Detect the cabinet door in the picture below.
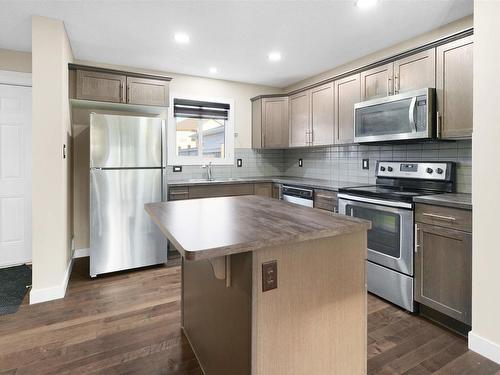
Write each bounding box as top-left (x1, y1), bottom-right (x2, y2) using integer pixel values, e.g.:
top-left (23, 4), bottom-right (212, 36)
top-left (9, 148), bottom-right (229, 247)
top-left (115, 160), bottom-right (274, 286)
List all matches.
top-left (310, 82), bottom-right (334, 146)
top-left (436, 36), bottom-right (473, 139)
top-left (126, 77), bottom-right (169, 106)
top-left (254, 183), bottom-right (272, 198)
top-left (360, 63), bottom-right (393, 100)
top-left (76, 70), bottom-right (126, 103)
top-left (313, 189), bottom-right (337, 212)
top-left (334, 74), bottom-right (360, 144)
top-left (289, 91), bottom-right (311, 147)
top-left (415, 223), bottom-right (472, 324)
top-left (262, 97), bottom-right (289, 148)
top-left (252, 99), bottom-right (263, 149)
top-left (394, 49), bottom-right (436, 94)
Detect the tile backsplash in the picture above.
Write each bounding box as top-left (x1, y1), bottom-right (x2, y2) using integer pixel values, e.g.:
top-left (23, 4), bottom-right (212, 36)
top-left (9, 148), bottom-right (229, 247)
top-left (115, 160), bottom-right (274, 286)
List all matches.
top-left (165, 148), bottom-right (285, 181)
top-left (283, 140), bottom-right (472, 193)
top-left (166, 140), bottom-right (472, 193)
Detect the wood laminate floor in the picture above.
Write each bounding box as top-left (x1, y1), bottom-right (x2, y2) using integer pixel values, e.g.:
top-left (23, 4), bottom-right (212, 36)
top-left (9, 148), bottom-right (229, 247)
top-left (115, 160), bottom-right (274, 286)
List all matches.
top-left (1, 258), bottom-right (498, 375)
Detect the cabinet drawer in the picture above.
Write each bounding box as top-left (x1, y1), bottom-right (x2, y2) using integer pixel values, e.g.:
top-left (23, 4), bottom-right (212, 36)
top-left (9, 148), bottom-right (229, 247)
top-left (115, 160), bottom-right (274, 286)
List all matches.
top-left (169, 186), bottom-right (189, 201)
top-left (189, 183), bottom-right (254, 199)
top-left (415, 203), bottom-right (471, 232)
top-left (314, 189), bottom-right (337, 212)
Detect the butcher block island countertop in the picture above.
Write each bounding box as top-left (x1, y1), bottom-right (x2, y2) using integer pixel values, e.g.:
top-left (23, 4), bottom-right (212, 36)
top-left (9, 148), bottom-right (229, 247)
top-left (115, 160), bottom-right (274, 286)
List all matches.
top-left (146, 195), bottom-right (371, 375)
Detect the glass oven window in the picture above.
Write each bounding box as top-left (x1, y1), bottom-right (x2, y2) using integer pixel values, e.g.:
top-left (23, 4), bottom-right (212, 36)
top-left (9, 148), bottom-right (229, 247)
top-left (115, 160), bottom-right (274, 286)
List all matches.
top-left (355, 98), bottom-right (414, 137)
top-left (346, 205), bottom-right (401, 258)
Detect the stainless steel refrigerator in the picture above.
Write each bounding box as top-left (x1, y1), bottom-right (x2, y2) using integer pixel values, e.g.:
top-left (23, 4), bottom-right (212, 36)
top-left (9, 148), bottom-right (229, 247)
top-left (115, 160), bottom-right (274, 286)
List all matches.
top-left (89, 113), bottom-right (167, 277)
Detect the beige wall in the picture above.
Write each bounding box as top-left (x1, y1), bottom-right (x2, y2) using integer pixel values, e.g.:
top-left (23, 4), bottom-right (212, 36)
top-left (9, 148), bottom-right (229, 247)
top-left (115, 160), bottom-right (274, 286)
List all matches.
top-left (470, 0), bottom-right (500, 363)
top-left (31, 16), bottom-right (74, 297)
top-left (0, 48), bottom-right (32, 73)
top-left (285, 15), bottom-right (473, 92)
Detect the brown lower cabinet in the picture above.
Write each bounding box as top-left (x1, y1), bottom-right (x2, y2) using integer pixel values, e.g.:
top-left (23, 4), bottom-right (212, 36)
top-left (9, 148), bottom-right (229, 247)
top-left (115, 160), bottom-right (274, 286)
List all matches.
top-left (168, 182), bottom-right (274, 201)
top-left (415, 204), bottom-right (472, 325)
top-left (313, 189), bottom-right (338, 212)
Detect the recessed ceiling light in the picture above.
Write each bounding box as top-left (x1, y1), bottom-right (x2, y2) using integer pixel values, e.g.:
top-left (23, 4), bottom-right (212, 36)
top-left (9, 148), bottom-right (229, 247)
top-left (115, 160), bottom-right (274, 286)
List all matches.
top-left (268, 52), bottom-right (282, 62)
top-left (356, 0), bottom-right (377, 9)
top-left (209, 67), bottom-right (218, 74)
top-left (174, 32), bottom-right (190, 44)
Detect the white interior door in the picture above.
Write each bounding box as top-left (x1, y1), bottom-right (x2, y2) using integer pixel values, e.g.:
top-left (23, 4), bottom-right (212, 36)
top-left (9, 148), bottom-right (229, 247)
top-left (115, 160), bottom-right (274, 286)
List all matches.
top-left (0, 83), bottom-right (32, 268)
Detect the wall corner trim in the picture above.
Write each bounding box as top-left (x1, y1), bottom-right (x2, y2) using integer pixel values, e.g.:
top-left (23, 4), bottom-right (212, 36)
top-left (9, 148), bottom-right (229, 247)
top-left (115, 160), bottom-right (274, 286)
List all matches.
top-left (469, 331), bottom-right (500, 365)
top-left (29, 259), bottom-right (74, 304)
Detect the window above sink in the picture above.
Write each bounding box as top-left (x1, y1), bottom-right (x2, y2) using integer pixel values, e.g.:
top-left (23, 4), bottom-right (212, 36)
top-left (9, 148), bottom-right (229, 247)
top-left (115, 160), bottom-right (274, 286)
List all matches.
top-left (168, 94), bottom-right (235, 165)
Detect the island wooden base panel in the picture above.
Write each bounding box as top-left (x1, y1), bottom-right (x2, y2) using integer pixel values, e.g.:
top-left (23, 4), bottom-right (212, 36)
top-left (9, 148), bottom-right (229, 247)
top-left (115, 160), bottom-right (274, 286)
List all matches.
top-left (1, 257), bottom-right (499, 375)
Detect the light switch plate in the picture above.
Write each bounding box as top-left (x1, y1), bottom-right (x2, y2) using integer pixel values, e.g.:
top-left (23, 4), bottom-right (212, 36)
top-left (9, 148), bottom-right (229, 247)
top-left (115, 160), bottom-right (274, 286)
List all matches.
top-left (362, 159), bottom-right (369, 170)
top-left (237, 159), bottom-right (243, 167)
top-left (262, 260), bottom-right (278, 292)
top-left (173, 166), bottom-right (182, 172)
top-left (298, 158), bottom-right (303, 167)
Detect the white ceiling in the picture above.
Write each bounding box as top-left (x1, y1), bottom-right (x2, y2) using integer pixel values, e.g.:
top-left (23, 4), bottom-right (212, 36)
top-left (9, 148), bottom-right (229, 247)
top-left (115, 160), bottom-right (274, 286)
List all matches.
top-left (0, 0), bottom-right (473, 88)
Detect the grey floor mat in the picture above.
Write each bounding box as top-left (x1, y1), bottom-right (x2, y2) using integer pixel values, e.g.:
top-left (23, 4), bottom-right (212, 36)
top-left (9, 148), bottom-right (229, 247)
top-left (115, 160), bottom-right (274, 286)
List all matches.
top-left (0, 265), bottom-right (31, 315)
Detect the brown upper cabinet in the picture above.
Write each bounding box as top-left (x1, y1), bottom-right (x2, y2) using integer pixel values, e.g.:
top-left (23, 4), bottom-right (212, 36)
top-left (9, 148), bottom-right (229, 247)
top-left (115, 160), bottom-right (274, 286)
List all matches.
top-left (394, 49), bottom-right (436, 94)
top-left (76, 70), bottom-right (126, 103)
top-left (70, 64), bottom-right (171, 107)
top-left (436, 36), bottom-right (473, 139)
top-left (360, 63), bottom-right (394, 100)
top-left (289, 90), bottom-right (311, 147)
top-left (334, 73), bottom-right (360, 144)
top-left (126, 77), bottom-right (169, 106)
top-left (361, 50), bottom-right (435, 101)
top-left (310, 82), bottom-right (334, 146)
top-left (289, 82), bottom-right (334, 148)
top-left (252, 96), bottom-right (289, 149)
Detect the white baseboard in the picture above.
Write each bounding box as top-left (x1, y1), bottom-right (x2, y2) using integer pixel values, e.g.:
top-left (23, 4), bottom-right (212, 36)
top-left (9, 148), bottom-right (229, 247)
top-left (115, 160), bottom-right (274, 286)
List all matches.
top-left (29, 258), bottom-right (74, 304)
top-left (469, 331), bottom-right (500, 365)
top-left (73, 247), bottom-right (90, 258)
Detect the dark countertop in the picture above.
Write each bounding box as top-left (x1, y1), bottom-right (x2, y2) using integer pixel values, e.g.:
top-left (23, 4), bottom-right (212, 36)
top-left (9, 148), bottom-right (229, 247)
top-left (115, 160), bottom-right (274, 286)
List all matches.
top-left (167, 176), bottom-right (364, 191)
top-left (146, 195), bottom-right (371, 261)
top-left (413, 193), bottom-right (472, 210)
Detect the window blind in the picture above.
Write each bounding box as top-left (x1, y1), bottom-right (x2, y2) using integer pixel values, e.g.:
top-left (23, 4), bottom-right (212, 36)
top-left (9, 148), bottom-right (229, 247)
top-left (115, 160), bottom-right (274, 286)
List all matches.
top-left (173, 98), bottom-right (230, 120)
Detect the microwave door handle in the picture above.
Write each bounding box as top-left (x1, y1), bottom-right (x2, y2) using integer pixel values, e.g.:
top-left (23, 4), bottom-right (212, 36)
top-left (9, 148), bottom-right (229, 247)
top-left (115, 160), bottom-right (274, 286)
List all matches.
top-left (409, 97), bottom-right (417, 131)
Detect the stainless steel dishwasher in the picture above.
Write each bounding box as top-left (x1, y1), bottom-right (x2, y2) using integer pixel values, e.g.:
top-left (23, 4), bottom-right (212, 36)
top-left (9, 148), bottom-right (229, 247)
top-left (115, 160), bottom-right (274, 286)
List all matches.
top-left (282, 185), bottom-right (314, 207)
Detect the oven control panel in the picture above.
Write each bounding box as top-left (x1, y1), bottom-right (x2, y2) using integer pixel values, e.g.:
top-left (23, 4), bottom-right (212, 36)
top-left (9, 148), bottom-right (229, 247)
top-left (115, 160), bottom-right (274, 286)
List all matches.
top-left (376, 161), bottom-right (451, 180)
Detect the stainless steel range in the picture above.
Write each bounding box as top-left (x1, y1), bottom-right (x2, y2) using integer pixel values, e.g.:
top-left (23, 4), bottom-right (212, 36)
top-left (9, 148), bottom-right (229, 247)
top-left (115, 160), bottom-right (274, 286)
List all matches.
top-left (338, 161), bottom-right (455, 312)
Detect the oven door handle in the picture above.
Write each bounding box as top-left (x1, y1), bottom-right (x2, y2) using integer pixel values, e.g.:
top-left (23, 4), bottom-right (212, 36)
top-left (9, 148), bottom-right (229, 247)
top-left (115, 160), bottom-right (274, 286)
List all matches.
top-left (337, 193), bottom-right (413, 210)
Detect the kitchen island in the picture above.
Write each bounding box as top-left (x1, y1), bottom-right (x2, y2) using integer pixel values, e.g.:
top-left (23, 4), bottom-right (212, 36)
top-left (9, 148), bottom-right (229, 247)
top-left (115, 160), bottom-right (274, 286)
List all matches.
top-left (146, 195), bottom-right (370, 375)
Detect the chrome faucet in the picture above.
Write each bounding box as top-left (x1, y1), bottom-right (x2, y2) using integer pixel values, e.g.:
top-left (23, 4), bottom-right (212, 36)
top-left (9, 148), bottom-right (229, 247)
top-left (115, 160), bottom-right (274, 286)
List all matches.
top-left (202, 162), bottom-right (213, 181)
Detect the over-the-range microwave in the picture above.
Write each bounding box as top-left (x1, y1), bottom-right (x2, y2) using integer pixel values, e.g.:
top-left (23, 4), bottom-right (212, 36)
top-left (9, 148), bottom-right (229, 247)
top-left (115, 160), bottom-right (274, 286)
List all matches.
top-left (354, 88), bottom-right (435, 143)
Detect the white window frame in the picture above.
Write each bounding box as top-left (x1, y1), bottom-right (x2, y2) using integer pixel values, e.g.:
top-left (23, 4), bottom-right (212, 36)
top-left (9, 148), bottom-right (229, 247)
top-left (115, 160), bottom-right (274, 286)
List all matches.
top-left (168, 93), bottom-right (235, 165)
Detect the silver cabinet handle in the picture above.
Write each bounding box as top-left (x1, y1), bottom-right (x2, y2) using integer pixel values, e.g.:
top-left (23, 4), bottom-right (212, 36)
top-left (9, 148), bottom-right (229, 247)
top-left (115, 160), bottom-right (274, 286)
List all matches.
top-left (387, 77), bottom-right (392, 95)
top-left (170, 191), bottom-right (189, 195)
top-left (310, 129), bottom-right (313, 145)
top-left (415, 224), bottom-right (420, 253)
top-left (422, 213), bottom-right (456, 221)
top-left (394, 75), bottom-right (399, 94)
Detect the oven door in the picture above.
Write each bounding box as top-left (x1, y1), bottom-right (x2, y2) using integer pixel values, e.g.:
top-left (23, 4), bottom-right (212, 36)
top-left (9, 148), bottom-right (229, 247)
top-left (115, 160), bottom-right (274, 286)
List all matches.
top-left (338, 196), bottom-right (414, 276)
